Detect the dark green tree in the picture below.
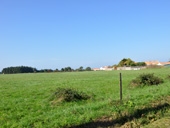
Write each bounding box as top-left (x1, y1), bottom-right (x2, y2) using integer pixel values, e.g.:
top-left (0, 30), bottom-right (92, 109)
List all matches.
top-left (61, 68), bottom-right (64, 72)
top-left (85, 67), bottom-right (91, 71)
top-left (136, 62), bottom-right (146, 66)
top-left (125, 58), bottom-right (135, 66)
top-left (78, 66), bottom-right (83, 71)
top-left (63, 67), bottom-right (72, 72)
top-left (118, 58), bottom-right (135, 67)
top-left (118, 58), bottom-right (128, 67)
top-left (55, 69), bottom-right (59, 72)
top-left (2, 66), bottom-right (36, 74)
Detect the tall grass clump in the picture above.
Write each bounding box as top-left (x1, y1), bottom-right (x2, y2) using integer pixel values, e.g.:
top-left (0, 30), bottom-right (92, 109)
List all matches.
top-left (131, 73), bottom-right (164, 87)
top-left (49, 88), bottom-right (91, 104)
top-left (167, 74), bottom-right (170, 80)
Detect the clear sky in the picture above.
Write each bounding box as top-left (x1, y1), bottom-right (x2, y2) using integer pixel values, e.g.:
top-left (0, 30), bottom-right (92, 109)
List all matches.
top-left (0, 0), bottom-right (170, 71)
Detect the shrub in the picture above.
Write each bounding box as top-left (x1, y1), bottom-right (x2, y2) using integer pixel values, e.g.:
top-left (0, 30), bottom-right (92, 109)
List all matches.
top-left (49, 88), bottom-right (90, 104)
top-left (167, 75), bottom-right (170, 80)
top-left (131, 73), bottom-right (163, 87)
top-left (146, 65), bottom-right (163, 69)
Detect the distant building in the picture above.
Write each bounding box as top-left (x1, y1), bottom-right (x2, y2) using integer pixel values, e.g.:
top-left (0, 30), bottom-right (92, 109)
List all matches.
top-left (157, 62), bottom-right (170, 67)
top-left (100, 67), bottom-right (108, 70)
top-left (117, 66), bottom-right (145, 70)
top-left (92, 60), bottom-right (170, 71)
top-left (92, 68), bottom-right (100, 71)
top-left (144, 61), bottom-right (170, 67)
top-left (92, 67), bottom-right (114, 71)
top-left (144, 61), bottom-right (159, 66)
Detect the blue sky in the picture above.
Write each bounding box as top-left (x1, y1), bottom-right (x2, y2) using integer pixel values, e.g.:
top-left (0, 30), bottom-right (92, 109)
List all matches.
top-left (0, 0), bottom-right (170, 70)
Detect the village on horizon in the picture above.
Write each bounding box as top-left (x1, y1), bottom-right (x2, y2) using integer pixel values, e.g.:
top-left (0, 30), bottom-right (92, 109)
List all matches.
top-left (92, 61), bottom-right (170, 71)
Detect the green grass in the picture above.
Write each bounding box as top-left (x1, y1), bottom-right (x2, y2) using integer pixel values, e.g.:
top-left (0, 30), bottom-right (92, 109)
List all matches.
top-left (0, 68), bottom-right (170, 127)
top-left (143, 111), bottom-right (170, 128)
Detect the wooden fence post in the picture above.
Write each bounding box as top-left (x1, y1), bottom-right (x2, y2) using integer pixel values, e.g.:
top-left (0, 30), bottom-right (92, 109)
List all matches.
top-left (120, 73), bottom-right (122, 101)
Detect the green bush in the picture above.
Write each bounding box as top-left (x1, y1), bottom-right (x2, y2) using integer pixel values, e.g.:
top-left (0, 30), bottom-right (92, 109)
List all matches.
top-left (146, 65), bottom-right (163, 69)
top-left (131, 73), bottom-right (163, 87)
top-left (49, 88), bottom-right (90, 104)
top-left (167, 74), bottom-right (170, 80)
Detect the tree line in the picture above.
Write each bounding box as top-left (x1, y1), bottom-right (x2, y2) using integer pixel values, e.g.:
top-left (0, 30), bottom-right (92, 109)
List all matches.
top-left (2, 66), bottom-right (36, 74)
top-left (1, 66), bottom-right (92, 74)
top-left (1, 58), bottom-right (147, 74)
top-left (42, 66), bottom-right (92, 72)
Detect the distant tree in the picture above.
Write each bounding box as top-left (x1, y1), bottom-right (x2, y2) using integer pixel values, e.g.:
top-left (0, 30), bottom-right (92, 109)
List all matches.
top-left (112, 64), bottom-right (118, 68)
top-left (62, 67), bottom-right (72, 72)
top-left (75, 68), bottom-right (79, 71)
top-left (131, 63), bottom-right (137, 66)
top-left (33, 68), bottom-right (37, 73)
top-left (118, 58), bottom-right (128, 67)
top-left (61, 68), bottom-right (64, 72)
top-left (43, 69), bottom-right (48, 72)
top-left (118, 58), bottom-right (135, 67)
top-left (2, 66), bottom-right (35, 74)
top-left (136, 62), bottom-right (146, 66)
top-left (55, 69), bottom-right (59, 72)
top-left (38, 69), bottom-right (43, 72)
top-left (48, 69), bottom-right (53, 72)
top-left (78, 66), bottom-right (84, 71)
top-left (66, 67), bottom-right (72, 72)
top-left (125, 58), bottom-right (135, 66)
top-left (85, 67), bottom-right (91, 71)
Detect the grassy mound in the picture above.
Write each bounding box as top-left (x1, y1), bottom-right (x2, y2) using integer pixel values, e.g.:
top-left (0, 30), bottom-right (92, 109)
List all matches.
top-left (131, 73), bottom-right (163, 87)
top-left (50, 88), bottom-right (90, 104)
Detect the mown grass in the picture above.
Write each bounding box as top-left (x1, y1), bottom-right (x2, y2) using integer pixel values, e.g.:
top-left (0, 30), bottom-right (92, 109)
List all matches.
top-left (0, 68), bottom-right (170, 127)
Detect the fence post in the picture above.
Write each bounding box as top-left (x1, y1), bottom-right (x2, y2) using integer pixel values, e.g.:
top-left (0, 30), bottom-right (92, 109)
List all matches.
top-left (120, 73), bottom-right (122, 101)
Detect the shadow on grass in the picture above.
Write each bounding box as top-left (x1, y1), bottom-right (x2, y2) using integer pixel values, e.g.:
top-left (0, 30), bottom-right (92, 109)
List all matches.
top-left (70, 103), bottom-right (170, 128)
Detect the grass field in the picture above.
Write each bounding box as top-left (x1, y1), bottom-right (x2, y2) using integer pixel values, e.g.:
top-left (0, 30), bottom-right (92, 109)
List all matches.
top-left (0, 68), bottom-right (170, 128)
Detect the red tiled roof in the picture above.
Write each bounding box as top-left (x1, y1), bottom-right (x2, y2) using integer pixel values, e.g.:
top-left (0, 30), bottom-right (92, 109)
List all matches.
top-left (159, 62), bottom-right (170, 65)
top-left (145, 61), bottom-right (159, 65)
top-left (92, 68), bottom-right (100, 70)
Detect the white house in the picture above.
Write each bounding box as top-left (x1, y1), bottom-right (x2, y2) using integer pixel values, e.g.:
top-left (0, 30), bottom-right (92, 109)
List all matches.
top-left (100, 67), bottom-right (108, 70)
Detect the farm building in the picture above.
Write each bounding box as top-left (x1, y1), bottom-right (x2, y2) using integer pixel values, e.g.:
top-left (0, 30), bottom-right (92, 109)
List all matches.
top-left (157, 62), bottom-right (170, 66)
top-left (117, 66), bottom-right (145, 70)
top-left (92, 67), bottom-right (114, 71)
top-left (92, 68), bottom-right (100, 71)
top-left (145, 61), bottom-right (170, 67)
top-left (144, 61), bottom-right (159, 66)
top-left (100, 67), bottom-right (109, 70)
top-left (92, 61), bottom-right (170, 71)
top-left (100, 67), bottom-right (114, 71)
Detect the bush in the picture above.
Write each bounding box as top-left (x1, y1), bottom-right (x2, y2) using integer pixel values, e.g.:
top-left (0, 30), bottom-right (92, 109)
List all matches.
top-left (49, 88), bottom-right (90, 104)
top-left (146, 65), bottom-right (163, 69)
top-left (136, 62), bottom-right (146, 66)
top-left (167, 75), bottom-right (170, 80)
top-left (131, 73), bottom-right (163, 87)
